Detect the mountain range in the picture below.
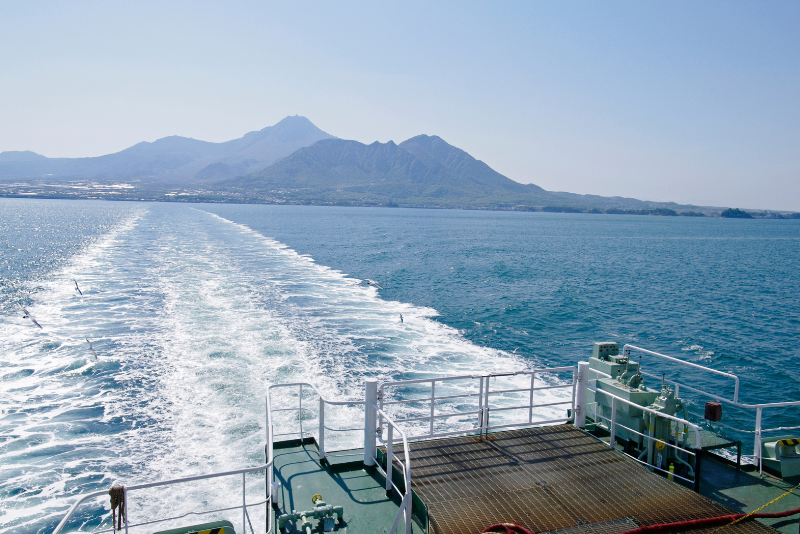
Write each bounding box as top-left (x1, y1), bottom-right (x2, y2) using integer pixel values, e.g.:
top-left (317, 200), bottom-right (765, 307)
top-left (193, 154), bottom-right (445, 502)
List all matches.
top-left (0, 116), bottom-right (333, 184)
top-left (218, 134), bottom-right (557, 207)
top-left (0, 116), bottom-right (755, 214)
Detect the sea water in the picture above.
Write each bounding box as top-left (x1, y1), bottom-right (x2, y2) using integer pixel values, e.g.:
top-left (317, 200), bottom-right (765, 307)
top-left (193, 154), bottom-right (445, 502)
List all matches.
top-left (1, 199), bottom-right (799, 533)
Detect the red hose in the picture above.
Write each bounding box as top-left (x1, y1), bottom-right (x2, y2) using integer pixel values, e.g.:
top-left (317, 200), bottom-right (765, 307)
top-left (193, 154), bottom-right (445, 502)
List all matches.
top-left (482, 523), bottom-right (534, 534)
top-left (617, 506), bottom-right (800, 534)
top-left (482, 506), bottom-right (800, 534)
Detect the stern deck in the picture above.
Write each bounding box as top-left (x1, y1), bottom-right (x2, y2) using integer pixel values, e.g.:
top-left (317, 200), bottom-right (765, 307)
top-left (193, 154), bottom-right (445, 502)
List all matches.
top-left (270, 439), bottom-right (424, 534)
top-left (401, 425), bottom-right (782, 534)
top-left (272, 426), bottom-right (790, 534)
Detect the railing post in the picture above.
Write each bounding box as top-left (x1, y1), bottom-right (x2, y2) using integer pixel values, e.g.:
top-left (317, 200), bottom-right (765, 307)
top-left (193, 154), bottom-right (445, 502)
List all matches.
top-left (570, 367), bottom-right (578, 425)
top-left (430, 382), bottom-right (436, 437)
top-left (386, 424), bottom-right (394, 493)
top-left (124, 487), bottom-right (129, 534)
top-left (755, 407), bottom-right (763, 476)
top-left (575, 362), bottom-right (589, 429)
top-left (483, 376), bottom-right (491, 433)
top-left (299, 384), bottom-right (303, 440)
top-left (266, 396), bottom-right (271, 462)
top-left (364, 379), bottom-right (378, 466)
top-left (405, 494), bottom-right (412, 534)
top-left (529, 372), bottom-right (535, 424)
top-left (319, 397), bottom-right (326, 461)
top-left (478, 376), bottom-right (485, 434)
top-left (242, 472), bottom-right (246, 534)
top-left (405, 454), bottom-right (413, 534)
top-left (609, 397), bottom-right (617, 449)
top-left (694, 448), bottom-right (702, 493)
top-left (378, 386), bottom-right (385, 436)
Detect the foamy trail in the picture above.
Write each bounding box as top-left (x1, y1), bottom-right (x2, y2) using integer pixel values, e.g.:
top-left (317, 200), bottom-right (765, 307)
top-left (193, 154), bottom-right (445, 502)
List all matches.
top-left (0, 205), bottom-right (568, 533)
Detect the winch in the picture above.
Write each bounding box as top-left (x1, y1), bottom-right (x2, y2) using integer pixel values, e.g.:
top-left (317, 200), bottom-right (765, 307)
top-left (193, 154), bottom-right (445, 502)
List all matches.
top-left (587, 342), bottom-right (691, 473)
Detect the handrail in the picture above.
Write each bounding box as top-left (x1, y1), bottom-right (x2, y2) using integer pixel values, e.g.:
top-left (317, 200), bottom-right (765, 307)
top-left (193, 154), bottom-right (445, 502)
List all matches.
top-left (591, 408), bottom-right (697, 485)
top-left (266, 383), bottom-right (414, 534)
top-left (638, 370), bottom-right (800, 412)
top-left (90, 501), bottom-right (267, 534)
top-left (588, 368), bottom-right (612, 379)
top-left (588, 383), bottom-right (703, 449)
top-left (623, 344), bottom-right (740, 402)
top-left (378, 367), bottom-right (578, 442)
top-left (380, 373), bottom-right (484, 389)
top-left (52, 463), bottom-right (271, 534)
top-left (267, 381), bottom-right (365, 406)
top-left (618, 348), bottom-right (800, 475)
top-left (374, 405), bottom-right (413, 534)
top-left (266, 382), bottom-right (366, 463)
top-left (267, 372), bottom-right (576, 534)
top-left (587, 381), bottom-right (703, 490)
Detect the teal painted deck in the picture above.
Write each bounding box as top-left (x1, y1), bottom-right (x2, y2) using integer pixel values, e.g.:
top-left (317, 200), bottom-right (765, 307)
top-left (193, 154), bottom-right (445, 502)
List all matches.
top-left (270, 440), bottom-right (424, 533)
top-left (270, 428), bottom-right (798, 534)
top-left (701, 455), bottom-right (800, 534)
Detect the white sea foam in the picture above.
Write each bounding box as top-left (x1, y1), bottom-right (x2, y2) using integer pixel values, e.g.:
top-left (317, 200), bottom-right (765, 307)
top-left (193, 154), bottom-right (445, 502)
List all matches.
top-left (0, 206), bottom-right (570, 533)
top-left (0, 208), bottom-right (149, 532)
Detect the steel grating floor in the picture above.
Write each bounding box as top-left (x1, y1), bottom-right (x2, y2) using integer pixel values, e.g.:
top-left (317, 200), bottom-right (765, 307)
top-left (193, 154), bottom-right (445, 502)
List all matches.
top-left (397, 425), bottom-right (780, 534)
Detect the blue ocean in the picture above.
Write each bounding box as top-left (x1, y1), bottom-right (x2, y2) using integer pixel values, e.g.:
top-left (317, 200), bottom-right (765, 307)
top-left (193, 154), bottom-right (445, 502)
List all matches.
top-left (2, 198), bottom-right (799, 533)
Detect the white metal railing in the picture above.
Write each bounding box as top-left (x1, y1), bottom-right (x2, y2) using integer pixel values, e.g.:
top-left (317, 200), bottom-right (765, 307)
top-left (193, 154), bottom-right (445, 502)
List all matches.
top-left (266, 370), bottom-right (577, 534)
top-left (585, 371), bottom-right (703, 489)
top-left (687, 397), bottom-right (800, 474)
top-left (374, 405), bottom-right (413, 534)
top-left (377, 367), bottom-right (577, 441)
top-left (265, 369), bottom-right (577, 467)
top-left (266, 381), bottom-right (413, 534)
top-left (265, 383), bottom-right (367, 534)
top-left (591, 347), bottom-right (800, 477)
top-left (266, 382), bottom-right (365, 463)
top-left (623, 344), bottom-right (741, 403)
top-left (52, 463), bottom-right (271, 534)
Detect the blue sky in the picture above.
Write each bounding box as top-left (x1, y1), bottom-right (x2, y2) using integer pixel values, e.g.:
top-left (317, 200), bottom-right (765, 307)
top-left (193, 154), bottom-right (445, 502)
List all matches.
top-left (1, 1), bottom-right (798, 210)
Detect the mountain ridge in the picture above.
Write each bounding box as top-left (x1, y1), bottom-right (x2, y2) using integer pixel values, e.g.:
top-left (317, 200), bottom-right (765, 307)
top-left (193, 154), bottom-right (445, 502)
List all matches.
top-left (0, 116), bottom-right (333, 183)
top-left (218, 134), bottom-right (668, 210)
top-left (0, 117), bottom-right (771, 214)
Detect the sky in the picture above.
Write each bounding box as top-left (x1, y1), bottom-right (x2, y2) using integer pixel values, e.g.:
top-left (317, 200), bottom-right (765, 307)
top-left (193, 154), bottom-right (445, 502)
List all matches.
top-left (0, 1), bottom-right (798, 210)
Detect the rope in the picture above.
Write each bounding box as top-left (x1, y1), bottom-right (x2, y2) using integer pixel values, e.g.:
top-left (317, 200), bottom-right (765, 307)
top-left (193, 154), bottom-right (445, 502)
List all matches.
top-left (616, 480), bottom-right (800, 534)
top-left (109, 486), bottom-right (126, 532)
top-left (707, 480), bottom-right (800, 533)
top-left (720, 403), bottom-right (750, 433)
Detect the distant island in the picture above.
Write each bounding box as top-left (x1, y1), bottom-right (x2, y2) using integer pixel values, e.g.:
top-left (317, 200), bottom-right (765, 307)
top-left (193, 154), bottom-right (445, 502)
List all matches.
top-left (720, 208), bottom-right (754, 219)
top-left (1, 116), bottom-right (797, 219)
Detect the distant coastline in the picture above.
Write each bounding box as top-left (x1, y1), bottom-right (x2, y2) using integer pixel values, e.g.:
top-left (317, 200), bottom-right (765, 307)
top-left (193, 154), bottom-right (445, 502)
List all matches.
top-left (1, 189), bottom-right (798, 219)
top-left (2, 116), bottom-right (797, 218)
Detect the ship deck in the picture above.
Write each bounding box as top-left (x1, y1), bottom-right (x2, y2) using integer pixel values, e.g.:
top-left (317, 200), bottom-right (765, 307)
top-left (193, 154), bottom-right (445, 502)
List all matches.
top-left (272, 425), bottom-right (794, 534)
top-left (401, 425), bottom-right (787, 534)
top-left (270, 438), bottom-right (426, 534)
top-left (699, 454), bottom-right (800, 533)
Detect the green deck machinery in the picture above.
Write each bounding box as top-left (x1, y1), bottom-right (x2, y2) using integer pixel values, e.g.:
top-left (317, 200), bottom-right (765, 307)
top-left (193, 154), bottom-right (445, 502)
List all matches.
top-left (588, 342), bottom-right (692, 474)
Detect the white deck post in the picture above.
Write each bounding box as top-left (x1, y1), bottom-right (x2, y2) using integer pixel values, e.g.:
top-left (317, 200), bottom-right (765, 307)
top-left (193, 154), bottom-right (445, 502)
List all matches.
top-left (609, 397), bottom-right (617, 449)
top-left (386, 424), bottom-right (394, 492)
top-left (575, 362), bottom-right (589, 429)
top-left (754, 407), bottom-right (763, 475)
top-left (364, 379), bottom-right (378, 466)
top-left (318, 397), bottom-right (326, 461)
top-left (124, 487), bottom-right (129, 534)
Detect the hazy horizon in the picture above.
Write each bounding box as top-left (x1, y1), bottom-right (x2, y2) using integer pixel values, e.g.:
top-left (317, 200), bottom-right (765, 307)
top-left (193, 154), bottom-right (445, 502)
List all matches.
top-left (1, 1), bottom-right (798, 211)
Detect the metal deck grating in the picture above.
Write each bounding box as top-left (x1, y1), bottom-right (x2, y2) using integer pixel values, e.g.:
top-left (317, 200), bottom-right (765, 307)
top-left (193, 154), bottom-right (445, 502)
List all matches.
top-left (394, 425), bottom-right (779, 534)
